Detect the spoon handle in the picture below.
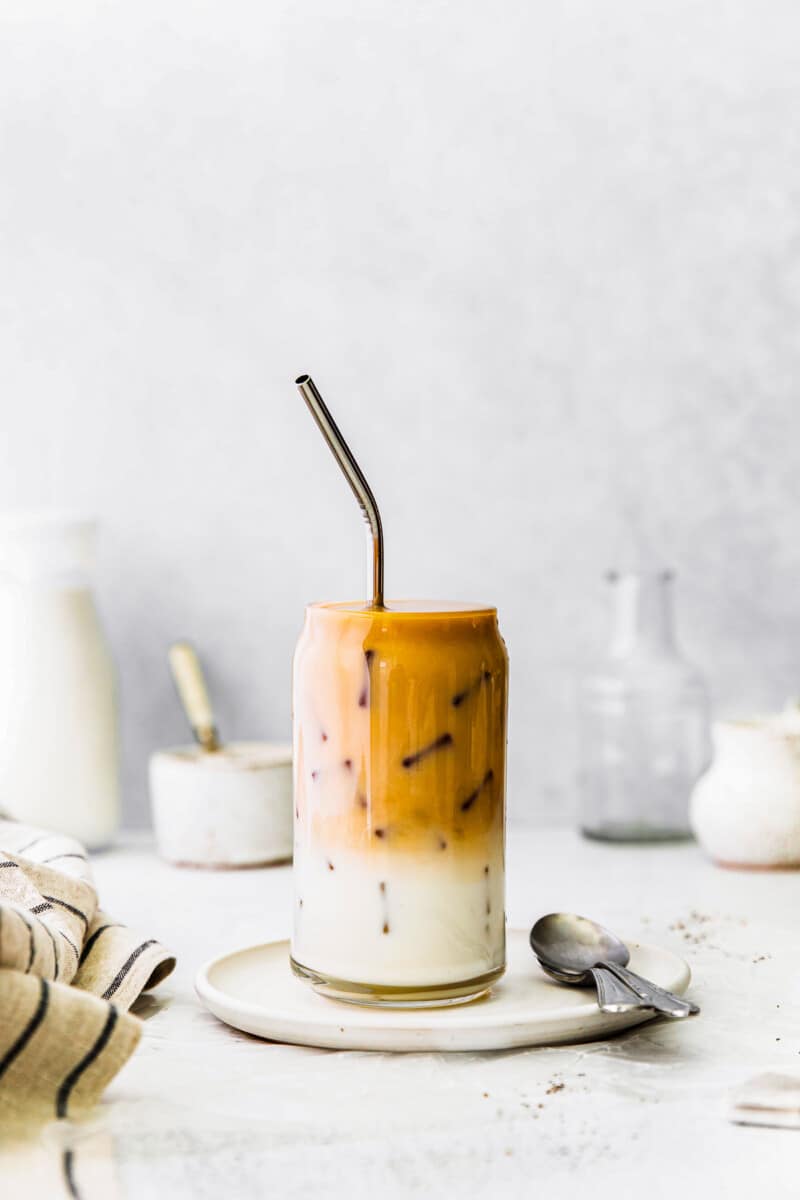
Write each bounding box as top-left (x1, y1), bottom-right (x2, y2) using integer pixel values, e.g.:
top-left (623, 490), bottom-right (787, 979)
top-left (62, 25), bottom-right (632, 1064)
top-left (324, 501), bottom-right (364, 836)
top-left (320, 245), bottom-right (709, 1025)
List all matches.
top-left (168, 641), bottom-right (220, 752)
top-left (590, 967), bottom-right (650, 1014)
top-left (612, 964), bottom-right (699, 1015)
top-left (602, 962), bottom-right (699, 1018)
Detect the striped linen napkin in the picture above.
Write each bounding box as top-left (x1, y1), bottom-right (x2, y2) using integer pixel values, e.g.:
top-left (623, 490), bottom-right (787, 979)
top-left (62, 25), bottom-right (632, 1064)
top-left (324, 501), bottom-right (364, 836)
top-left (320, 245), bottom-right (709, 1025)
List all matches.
top-left (0, 818), bottom-right (175, 1127)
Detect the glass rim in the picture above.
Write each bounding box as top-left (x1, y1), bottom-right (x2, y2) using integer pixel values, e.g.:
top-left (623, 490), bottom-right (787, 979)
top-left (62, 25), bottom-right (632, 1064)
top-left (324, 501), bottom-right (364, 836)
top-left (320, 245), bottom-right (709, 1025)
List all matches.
top-left (305, 599), bottom-right (498, 619)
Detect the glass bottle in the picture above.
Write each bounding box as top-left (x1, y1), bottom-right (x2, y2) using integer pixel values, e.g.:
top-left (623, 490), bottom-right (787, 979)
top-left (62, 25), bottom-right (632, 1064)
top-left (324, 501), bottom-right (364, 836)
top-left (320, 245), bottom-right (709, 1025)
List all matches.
top-left (578, 570), bottom-right (710, 841)
top-left (0, 513), bottom-right (121, 847)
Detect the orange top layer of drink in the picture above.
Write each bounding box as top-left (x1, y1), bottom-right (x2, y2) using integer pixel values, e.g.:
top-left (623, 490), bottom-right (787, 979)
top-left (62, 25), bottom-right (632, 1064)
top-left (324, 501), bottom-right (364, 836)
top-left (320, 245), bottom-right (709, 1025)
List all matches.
top-left (293, 601), bottom-right (508, 857)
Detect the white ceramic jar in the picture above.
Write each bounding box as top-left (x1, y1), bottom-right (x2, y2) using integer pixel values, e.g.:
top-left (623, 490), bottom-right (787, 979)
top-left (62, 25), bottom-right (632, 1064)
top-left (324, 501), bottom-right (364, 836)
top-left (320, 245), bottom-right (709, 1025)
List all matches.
top-left (0, 513), bottom-right (120, 848)
top-left (690, 711), bottom-right (800, 868)
top-left (150, 742), bottom-right (293, 868)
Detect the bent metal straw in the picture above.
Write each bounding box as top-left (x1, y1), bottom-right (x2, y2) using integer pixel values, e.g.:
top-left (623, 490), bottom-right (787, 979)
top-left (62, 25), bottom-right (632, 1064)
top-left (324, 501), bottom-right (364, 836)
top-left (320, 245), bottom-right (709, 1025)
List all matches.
top-left (295, 374), bottom-right (385, 609)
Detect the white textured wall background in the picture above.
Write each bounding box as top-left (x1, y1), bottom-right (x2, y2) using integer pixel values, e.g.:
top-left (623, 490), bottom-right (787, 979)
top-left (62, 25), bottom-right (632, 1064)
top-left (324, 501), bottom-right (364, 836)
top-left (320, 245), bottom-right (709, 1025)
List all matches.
top-left (1, 1), bottom-right (799, 826)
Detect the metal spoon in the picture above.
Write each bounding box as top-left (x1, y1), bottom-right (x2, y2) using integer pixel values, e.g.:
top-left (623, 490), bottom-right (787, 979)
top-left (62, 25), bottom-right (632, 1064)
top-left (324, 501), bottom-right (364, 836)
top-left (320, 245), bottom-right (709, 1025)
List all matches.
top-left (532, 914), bottom-right (698, 1018)
top-left (530, 913), bottom-right (699, 1019)
top-left (535, 956), bottom-right (653, 1014)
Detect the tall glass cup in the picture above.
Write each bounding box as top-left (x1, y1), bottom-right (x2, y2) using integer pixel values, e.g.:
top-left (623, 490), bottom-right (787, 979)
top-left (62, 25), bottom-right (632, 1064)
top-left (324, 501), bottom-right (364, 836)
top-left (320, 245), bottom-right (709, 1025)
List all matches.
top-left (291, 600), bottom-right (508, 1006)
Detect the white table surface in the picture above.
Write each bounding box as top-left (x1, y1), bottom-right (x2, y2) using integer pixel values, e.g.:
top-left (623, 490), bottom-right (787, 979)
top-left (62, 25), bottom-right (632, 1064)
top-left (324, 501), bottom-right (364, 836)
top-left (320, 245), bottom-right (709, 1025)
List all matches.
top-left (62, 830), bottom-right (800, 1197)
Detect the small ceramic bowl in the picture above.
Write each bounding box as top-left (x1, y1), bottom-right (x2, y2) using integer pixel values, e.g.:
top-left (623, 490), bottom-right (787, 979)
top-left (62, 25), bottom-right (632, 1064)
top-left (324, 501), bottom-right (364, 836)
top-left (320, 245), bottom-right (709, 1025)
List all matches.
top-left (150, 741), bottom-right (293, 868)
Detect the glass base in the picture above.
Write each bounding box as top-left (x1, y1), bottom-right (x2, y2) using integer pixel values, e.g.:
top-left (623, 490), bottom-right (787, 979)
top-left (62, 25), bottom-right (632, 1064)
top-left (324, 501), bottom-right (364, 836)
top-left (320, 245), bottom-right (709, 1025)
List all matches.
top-left (581, 824), bottom-right (693, 844)
top-left (290, 955), bottom-right (505, 1008)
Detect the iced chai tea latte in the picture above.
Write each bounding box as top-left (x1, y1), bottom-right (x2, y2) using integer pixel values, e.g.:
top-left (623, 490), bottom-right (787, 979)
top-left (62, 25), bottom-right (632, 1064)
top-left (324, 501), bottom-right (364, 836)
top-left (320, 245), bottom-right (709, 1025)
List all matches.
top-left (291, 599), bottom-right (508, 1005)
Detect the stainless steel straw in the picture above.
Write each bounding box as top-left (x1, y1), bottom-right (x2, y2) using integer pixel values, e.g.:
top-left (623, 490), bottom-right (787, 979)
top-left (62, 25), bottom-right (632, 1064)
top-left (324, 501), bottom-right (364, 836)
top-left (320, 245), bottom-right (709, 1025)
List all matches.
top-left (295, 374), bottom-right (385, 609)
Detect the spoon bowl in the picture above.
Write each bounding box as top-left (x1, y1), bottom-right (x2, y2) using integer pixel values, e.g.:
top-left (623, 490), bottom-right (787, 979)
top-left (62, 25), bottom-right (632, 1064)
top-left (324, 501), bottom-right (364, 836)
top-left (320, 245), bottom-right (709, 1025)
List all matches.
top-left (535, 958), bottom-right (591, 985)
top-left (530, 912), bottom-right (630, 975)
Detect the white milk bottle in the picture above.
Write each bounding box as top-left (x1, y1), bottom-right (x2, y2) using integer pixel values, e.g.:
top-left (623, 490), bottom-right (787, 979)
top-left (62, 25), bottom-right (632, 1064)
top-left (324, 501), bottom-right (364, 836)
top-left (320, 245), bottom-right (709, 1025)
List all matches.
top-left (0, 514), bottom-right (121, 847)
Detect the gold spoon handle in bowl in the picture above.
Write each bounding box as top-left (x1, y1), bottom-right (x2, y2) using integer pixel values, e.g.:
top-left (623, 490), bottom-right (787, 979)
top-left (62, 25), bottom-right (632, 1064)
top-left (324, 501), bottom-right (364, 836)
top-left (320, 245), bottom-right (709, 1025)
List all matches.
top-left (168, 641), bottom-right (221, 752)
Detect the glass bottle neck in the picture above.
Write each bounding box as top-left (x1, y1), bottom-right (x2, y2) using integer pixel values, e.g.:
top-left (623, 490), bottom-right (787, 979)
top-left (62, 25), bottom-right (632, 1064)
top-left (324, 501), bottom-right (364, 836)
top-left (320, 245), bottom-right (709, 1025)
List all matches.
top-left (0, 514), bottom-right (96, 586)
top-left (609, 572), bottom-right (677, 658)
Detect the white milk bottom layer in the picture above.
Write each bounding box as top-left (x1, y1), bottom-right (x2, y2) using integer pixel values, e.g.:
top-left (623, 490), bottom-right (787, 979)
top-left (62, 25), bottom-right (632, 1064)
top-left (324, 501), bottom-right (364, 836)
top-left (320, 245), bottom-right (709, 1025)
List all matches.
top-left (292, 848), bottom-right (505, 986)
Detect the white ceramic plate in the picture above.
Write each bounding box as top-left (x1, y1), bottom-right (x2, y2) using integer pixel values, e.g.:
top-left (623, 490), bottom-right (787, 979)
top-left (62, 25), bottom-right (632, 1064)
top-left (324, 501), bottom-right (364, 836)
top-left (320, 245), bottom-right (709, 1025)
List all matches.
top-left (195, 930), bottom-right (692, 1052)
